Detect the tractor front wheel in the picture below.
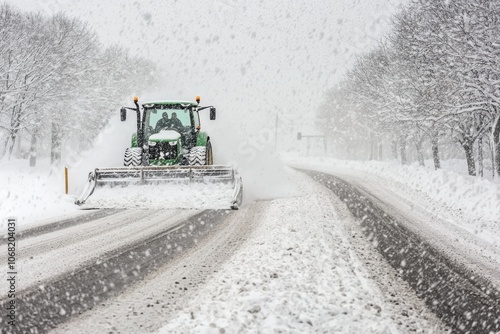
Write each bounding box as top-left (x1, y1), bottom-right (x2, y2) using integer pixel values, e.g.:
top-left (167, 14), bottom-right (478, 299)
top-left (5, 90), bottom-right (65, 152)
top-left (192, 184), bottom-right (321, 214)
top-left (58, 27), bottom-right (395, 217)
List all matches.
top-left (124, 147), bottom-right (142, 166)
top-left (188, 141), bottom-right (213, 166)
top-left (188, 146), bottom-right (207, 165)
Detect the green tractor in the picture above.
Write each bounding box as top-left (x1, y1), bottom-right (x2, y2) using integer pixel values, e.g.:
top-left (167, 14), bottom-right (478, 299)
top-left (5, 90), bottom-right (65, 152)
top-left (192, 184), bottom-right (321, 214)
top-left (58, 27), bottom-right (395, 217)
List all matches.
top-left (75, 96), bottom-right (242, 209)
top-left (121, 96), bottom-right (215, 167)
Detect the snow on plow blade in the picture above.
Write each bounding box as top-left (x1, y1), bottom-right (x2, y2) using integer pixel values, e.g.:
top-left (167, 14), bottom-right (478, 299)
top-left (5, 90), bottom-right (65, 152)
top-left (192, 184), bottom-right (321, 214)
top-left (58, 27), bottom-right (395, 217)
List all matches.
top-left (75, 165), bottom-right (243, 210)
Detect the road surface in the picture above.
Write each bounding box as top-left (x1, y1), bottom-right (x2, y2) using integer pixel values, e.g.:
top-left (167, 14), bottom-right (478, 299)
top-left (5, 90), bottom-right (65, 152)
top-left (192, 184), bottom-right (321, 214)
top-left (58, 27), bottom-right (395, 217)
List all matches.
top-left (3, 167), bottom-right (498, 333)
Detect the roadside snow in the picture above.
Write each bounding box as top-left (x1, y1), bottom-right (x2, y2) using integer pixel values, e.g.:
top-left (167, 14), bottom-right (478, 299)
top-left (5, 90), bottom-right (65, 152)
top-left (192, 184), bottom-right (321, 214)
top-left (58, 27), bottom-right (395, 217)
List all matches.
top-left (0, 159), bottom-right (78, 230)
top-left (287, 158), bottom-right (500, 225)
top-left (157, 169), bottom-right (445, 333)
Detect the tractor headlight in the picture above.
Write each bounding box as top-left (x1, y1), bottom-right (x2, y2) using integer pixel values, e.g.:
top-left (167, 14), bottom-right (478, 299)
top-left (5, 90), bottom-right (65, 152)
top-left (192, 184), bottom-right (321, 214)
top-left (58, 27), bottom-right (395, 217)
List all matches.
top-left (168, 141), bottom-right (177, 146)
top-left (148, 141), bottom-right (157, 146)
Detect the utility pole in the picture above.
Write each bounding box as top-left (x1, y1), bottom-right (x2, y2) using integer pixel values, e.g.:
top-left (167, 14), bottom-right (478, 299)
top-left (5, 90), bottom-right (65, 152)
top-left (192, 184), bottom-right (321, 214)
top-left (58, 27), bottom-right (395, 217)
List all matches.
top-left (275, 113), bottom-right (278, 153)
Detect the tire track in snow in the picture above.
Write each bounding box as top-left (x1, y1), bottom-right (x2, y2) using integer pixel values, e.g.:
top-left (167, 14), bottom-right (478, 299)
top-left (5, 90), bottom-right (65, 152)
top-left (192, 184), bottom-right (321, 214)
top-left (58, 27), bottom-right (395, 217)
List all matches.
top-left (0, 209), bottom-right (189, 298)
top-left (0, 209), bottom-right (124, 245)
top-left (0, 209), bottom-right (231, 334)
top-left (52, 204), bottom-right (261, 334)
top-left (301, 169), bottom-right (500, 334)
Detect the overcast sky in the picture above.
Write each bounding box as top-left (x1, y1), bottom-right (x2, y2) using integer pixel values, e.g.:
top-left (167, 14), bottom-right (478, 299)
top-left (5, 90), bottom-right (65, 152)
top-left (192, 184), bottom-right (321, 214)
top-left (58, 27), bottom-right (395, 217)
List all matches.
top-left (6, 0), bottom-right (407, 152)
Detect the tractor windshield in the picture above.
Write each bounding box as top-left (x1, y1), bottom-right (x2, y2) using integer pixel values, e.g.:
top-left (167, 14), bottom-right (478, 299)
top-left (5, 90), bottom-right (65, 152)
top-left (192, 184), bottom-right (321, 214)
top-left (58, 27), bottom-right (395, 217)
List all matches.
top-left (146, 107), bottom-right (191, 134)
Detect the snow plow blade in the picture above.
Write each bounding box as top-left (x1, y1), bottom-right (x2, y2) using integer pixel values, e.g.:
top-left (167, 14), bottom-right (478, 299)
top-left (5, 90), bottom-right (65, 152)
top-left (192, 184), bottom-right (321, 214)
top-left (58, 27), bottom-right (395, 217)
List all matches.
top-left (75, 165), bottom-right (243, 210)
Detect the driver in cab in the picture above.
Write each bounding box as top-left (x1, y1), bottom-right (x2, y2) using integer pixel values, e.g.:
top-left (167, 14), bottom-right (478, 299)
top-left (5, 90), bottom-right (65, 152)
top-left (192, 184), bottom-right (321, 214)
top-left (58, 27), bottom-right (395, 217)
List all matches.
top-left (155, 112), bottom-right (169, 133)
top-left (169, 112), bottom-right (184, 131)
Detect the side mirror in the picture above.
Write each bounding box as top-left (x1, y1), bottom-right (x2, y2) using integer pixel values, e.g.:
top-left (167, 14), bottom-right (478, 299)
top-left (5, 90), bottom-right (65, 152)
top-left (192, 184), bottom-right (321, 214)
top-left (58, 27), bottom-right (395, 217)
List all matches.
top-left (210, 107), bottom-right (216, 120)
top-left (120, 107), bottom-right (127, 121)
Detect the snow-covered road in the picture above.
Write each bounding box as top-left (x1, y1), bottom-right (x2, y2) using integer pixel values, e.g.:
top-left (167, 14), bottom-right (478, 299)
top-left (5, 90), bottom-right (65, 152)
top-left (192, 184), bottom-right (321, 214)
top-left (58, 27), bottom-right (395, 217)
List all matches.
top-left (302, 168), bottom-right (500, 334)
top-left (334, 171), bottom-right (500, 288)
top-left (291, 162), bottom-right (500, 296)
top-left (152, 169), bottom-right (448, 334)
top-left (7, 165), bottom-right (500, 333)
top-left (0, 209), bottom-right (199, 299)
top-left (12, 168), bottom-right (446, 333)
top-left (0, 208), bottom-right (234, 333)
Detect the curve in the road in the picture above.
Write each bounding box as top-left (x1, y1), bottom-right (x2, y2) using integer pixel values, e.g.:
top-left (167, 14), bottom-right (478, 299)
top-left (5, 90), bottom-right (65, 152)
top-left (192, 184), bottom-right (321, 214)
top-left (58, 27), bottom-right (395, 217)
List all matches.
top-left (301, 169), bottom-right (500, 334)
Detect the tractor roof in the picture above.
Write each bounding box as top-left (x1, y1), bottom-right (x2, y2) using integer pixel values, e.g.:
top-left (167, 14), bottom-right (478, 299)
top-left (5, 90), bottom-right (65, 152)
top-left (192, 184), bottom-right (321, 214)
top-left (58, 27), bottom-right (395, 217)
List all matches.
top-left (142, 101), bottom-right (198, 107)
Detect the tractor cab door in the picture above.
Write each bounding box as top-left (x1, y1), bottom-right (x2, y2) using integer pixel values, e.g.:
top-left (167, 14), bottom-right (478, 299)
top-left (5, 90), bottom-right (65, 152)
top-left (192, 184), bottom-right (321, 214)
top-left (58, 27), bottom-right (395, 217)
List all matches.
top-left (193, 110), bottom-right (200, 129)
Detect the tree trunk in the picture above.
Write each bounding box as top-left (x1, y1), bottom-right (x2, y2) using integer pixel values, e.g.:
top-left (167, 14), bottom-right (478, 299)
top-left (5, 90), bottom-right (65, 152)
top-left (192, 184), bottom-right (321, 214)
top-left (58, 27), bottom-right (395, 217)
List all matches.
top-left (431, 130), bottom-right (441, 170)
top-left (493, 114), bottom-right (500, 178)
top-left (378, 143), bottom-right (383, 161)
top-left (369, 133), bottom-right (374, 160)
top-left (51, 122), bottom-right (62, 166)
top-left (374, 137), bottom-right (379, 160)
top-left (415, 141), bottom-right (425, 167)
top-left (0, 136), bottom-right (8, 160)
top-left (461, 140), bottom-right (476, 176)
top-left (477, 136), bottom-right (483, 177)
top-left (391, 138), bottom-right (398, 160)
top-left (489, 137), bottom-right (495, 178)
top-left (7, 130), bottom-right (17, 160)
top-left (16, 132), bottom-right (22, 158)
top-left (7, 105), bottom-right (21, 160)
top-left (400, 135), bottom-right (407, 165)
top-left (29, 130), bottom-right (37, 167)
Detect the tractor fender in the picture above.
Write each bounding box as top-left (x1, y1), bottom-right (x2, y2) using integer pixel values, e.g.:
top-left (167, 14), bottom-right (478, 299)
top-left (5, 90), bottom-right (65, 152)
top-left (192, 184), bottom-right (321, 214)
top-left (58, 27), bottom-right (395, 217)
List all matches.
top-left (131, 133), bottom-right (138, 147)
top-left (196, 132), bottom-right (209, 146)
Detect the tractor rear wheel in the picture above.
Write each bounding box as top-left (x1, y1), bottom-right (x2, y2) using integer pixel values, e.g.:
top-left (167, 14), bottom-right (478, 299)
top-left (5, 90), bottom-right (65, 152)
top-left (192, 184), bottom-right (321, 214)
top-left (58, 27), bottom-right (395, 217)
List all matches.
top-left (124, 147), bottom-right (142, 166)
top-left (206, 141), bottom-right (213, 165)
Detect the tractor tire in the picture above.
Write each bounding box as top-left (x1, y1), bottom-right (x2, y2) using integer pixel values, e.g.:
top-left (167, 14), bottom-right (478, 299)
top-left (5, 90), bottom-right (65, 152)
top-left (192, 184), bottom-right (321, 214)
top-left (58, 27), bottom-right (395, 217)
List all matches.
top-left (206, 141), bottom-right (213, 165)
top-left (188, 146), bottom-right (207, 165)
top-left (124, 147), bottom-right (142, 166)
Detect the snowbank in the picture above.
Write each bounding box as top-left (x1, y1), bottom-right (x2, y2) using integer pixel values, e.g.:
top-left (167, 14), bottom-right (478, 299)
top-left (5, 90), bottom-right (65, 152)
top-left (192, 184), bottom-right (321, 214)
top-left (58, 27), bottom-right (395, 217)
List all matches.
top-left (0, 159), bottom-right (79, 230)
top-left (285, 157), bottom-right (500, 226)
top-left (288, 158), bottom-right (500, 242)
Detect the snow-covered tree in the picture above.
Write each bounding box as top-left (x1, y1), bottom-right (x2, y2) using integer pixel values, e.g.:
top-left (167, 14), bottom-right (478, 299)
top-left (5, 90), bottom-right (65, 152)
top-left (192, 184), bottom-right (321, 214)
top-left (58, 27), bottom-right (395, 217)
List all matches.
top-left (0, 4), bottom-right (160, 166)
top-left (317, 0), bottom-right (500, 177)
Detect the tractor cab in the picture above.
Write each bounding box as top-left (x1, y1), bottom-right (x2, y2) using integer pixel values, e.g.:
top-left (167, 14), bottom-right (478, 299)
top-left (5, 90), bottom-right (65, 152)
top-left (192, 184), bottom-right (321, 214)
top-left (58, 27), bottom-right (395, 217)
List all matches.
top-left (143, 102), bottom-right (200, 150)
top-left (120, 98), bottom-right (216, 166)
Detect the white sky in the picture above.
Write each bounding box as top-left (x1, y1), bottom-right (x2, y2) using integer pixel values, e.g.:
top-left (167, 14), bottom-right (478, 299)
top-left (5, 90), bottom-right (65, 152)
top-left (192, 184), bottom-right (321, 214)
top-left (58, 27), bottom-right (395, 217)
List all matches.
top-left (7, 0), bottom-right (407, 152)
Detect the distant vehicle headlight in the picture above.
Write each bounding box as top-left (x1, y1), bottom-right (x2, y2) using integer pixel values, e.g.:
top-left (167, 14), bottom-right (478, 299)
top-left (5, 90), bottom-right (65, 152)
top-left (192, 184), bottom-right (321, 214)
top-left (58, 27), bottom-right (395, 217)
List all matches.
top-left (148, 141), bottom-right (157, 146)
